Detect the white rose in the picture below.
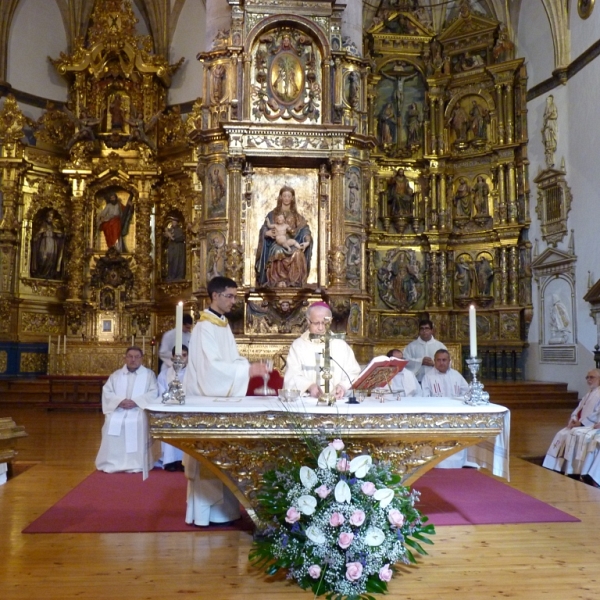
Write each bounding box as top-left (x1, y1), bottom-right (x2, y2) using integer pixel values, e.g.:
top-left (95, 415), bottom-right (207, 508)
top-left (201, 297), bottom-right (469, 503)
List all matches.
top-left (318, 446), bottom-right (338, 469)
top-left (349, 455), bottom-right (373, 479)
top-left (300, 466), bottom-right (318, 489)
top-left (364, 526), bottom-right (386, 546)
top-left (296, 494), bottom-right (317, 515)
top-left (373, 487), bottom-right (395, 508)
top-left (334, 480), bottom-right (352, 503)
top-left (306, 525), bottom-right (326, 544)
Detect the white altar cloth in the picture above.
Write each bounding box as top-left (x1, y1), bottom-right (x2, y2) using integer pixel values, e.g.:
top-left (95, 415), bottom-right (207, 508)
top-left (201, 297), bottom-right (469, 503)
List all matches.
top-left (148, 395), bottom-right (510, 480)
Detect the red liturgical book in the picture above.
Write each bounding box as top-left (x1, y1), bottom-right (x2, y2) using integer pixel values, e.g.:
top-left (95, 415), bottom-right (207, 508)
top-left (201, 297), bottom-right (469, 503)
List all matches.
top-left (351, 356), bottom-right (408, 391)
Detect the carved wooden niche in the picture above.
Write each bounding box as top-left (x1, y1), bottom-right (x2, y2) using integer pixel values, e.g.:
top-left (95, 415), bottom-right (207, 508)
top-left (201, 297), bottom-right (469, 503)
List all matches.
top-left (533, 165), bottom-right (572, 248)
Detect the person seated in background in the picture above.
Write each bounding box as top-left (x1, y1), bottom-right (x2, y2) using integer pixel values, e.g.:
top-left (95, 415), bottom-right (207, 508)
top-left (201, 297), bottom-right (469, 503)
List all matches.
top-left (543, 369), bottom-right (600, 485)
top-left (402, 319), bottom-right (447, 383)
top-left (95, 346), bottom-right (159, 474)
top-left (386, 349), bottom-right (421, 396)
top-left (284, 302), bottom-right (361, 400)
top-left (156, 345), bottom-right (188, 471)
top-left (421, 349), bottom-right (469, 398)
top-left (159, 314), bottom-right (193, 374)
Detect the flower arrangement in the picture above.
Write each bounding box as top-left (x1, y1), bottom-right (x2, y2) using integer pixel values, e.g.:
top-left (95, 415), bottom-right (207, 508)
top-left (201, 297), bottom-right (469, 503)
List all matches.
top-left (249, 439), bottom-right (435, 599)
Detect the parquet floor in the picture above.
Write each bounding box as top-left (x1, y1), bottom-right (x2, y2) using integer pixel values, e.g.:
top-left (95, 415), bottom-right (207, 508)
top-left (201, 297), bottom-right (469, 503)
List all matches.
top-left (1, 406), bottom-right (599, 600)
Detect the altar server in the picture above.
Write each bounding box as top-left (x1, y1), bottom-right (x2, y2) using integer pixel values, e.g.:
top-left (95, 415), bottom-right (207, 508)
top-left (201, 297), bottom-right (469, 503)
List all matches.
top-left (421, 349), bottom-right (469, 398)
top-left (284, 302), bottom-right (361, 400)
top-left (156, 345), bottom-right (188, 471)
top-left (402, 319), bottom-right (447, 382)
top-left (543, 369), bottom-right (600, 479)
top-left (95, 346), bottom-right (159, 475)
top-left (183, 276), bottom-right (267, 526)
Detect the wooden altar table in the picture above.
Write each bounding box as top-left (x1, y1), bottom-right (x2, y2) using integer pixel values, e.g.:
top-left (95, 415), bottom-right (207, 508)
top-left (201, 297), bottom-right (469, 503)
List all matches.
top-left (147, 395), bottom-right (509, 525)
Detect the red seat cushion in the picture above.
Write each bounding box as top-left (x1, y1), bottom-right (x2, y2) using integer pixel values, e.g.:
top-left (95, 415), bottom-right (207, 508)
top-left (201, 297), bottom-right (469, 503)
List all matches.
top-left (246, 369), bottom-right (284, 396)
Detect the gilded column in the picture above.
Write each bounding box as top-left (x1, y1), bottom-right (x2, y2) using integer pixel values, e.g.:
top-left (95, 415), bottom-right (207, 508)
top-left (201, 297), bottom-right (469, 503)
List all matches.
top-left (509, 245), bottom-right (518, 305)
top-left (496, 84), bottom-right (504, 145)
top-left (437, 99), bottom-right (445, 155)
top-left (429, 97), bottom-right (437, 154)
top-left (439, 172), bottom-right (447, 230)
top-left (506, 83), bottom-right (514, 145)
top-left (439, 251), bottom-right (448, 308)
top-left (318, 164), bottom-right (330, 288)
top-left (507, 163), bottom-right (517, 223)
top-left (500, 246), bottom-right (508, 306)
top-left (429, 251), bottom-right (439, 308)
top-left (430, 173), bottom-right (437, 229)
top-left (328, 158), bottom-right (346, 286)
top-left (497, 164), bottom-right (506, 224)
top-left (66, 179), bottom-right (87, 301)
top-left (135, 179), bottom-right (155, 303)
top-left (227, 156), bottom-right (244, 245)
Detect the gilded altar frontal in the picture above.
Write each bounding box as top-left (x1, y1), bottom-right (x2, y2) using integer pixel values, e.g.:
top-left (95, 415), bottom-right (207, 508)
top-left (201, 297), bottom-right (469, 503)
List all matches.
top-left (0, 0), bottom-right (531, 380)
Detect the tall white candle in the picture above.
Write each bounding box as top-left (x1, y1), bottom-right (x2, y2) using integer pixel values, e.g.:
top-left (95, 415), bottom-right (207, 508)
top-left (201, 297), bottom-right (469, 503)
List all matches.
top-left (175, 302), bottom-right (183, 355)
top-left (469, 305), bottom-right (477, 358)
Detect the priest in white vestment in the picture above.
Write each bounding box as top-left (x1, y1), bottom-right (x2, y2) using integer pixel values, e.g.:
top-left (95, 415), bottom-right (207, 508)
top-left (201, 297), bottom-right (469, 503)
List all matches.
top-left (284, 302), bottom-right (361, 400)
top-left (402, 319), bottom-right (447, 382)
top-left (543, 369), bottom-right (600, 478)
top-left (95, 347), bottom-right (159, 475)
top-left (183, 276), bottom-right (268, 526)
top-left (158, 314), bottom-right (193, 374)
top-left (422, 349), bottom-right (471, 469)
top-left (386, 349), bottom-right (421, 397)
top-left (156, 345), bottom-right (188, 470)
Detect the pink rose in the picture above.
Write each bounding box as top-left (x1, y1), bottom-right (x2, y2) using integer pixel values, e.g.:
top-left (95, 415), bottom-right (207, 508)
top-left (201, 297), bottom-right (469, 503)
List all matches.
top-left (308, 565), bottom-right (321, 579)
top-left (315, 484), bottom-right (331, 499)
top-left (330, 439), bottom-right (345, 451)
top-left (361, 481), bottom-right (376, 496)
top-left (336, 458), bottom-right (350, 472)
top-left (285, 507), bottom-right (301, 524)
top-left (349, 509), bottom-right (366, 527)
top-left (338, 531), bottom-right (354, 549)
top-left (330, 512), bottom-right (345, 527)
top-left (345, 561), bottom-right (363, 581)
top-left (379, 563), bottom-right (393, 582)
top-left (387, 509), bottom-right (405, 528)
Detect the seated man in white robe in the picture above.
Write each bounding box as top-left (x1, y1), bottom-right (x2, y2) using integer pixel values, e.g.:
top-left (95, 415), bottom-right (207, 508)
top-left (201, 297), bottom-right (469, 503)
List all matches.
top-left (284, 302), bottom-right (361, 400)
top-left (422, 349), bottom-right (471, 469)
top-left (543, 369), bottom-right (600, 481)
top-left (386, 349), bottom-right (421, 397)
top-left (95, 346), bottom-right (159, 475)
top-left (402, 319), bottom-right (447, 383)
top-left (156, 345), bottom-right (188, 471)
top-left (183, 276), bottom-right (268, 526)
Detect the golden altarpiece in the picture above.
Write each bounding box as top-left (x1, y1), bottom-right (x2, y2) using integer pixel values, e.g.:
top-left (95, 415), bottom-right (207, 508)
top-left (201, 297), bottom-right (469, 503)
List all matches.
top-left (0, 0), bottom-right (532, 380)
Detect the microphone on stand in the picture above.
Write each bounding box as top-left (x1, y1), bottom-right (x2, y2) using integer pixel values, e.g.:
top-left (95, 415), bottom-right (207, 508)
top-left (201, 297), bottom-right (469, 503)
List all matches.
top-left (327, 354), bottom-right (359, 404)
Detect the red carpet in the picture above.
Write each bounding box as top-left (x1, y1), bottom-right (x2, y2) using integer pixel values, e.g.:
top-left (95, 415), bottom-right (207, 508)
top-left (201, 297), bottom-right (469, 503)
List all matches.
top-left (22, 468), bottom-right (578, 534)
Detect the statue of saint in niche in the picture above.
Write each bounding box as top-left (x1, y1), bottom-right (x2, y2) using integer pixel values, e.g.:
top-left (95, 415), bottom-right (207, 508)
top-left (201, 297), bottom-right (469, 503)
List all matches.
top-left (255, 186), bottom-right (312, 288)
top-left (97, 190), bottom-right (134, 253)
top-left (549, 293), bottom-right (571, 345)
top-left (30, 209), bottom-right (64, 279)
top-left (163, 216), bottom-right (186, 281)
top-left (472, 176), bottom-right (490, 215)
top-left (387, 169), bottom-right (414, 216)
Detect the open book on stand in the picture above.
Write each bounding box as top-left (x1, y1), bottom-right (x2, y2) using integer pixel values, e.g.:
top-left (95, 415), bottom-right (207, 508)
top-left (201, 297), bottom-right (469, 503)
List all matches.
top-left (351, 356), bottom-right (408, 391)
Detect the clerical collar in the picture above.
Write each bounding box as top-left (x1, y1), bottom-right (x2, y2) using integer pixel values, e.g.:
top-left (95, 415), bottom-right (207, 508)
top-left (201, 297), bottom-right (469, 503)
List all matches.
top-left (208, 307), bottom-right (225, 319)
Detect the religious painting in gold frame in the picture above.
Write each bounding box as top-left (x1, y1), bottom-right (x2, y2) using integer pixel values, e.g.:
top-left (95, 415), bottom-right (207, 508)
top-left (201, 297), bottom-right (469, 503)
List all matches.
top-left (245, 167), bottom-right (319, 288)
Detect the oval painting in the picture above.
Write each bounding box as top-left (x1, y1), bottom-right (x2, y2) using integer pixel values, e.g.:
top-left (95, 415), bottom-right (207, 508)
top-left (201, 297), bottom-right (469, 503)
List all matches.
top-left (269, 52), bottom-right (304, 104)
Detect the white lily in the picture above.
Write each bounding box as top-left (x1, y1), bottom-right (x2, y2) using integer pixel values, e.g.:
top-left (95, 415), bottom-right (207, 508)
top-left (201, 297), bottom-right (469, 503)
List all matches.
top-left (349, 455), bottom-right (372, 478)
top-left (334, 480), bottom-right (352, 503)
top-left (373, 487), bottom-right (395, 508)
top-left (306, 525), bottom-right (326, 544)
top-left (318, 446), bottom-right (337, 469)
top-left (299, 466), bottom-right (318, 489)
top-left (364, 526), bottom-right (386, 546)
top-left (296, 494), bottom-right (317, 515)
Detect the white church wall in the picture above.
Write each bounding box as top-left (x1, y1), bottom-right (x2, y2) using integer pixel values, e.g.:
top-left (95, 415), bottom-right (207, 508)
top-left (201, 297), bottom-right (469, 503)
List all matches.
top-left (518, 3), bottom-right (600, 396)
top-left (7, 0), bottom-right (68, 102)
top-left (570, 4), bottom-right (600, 59)
top-left (169, 0), bottom-right (206, 105)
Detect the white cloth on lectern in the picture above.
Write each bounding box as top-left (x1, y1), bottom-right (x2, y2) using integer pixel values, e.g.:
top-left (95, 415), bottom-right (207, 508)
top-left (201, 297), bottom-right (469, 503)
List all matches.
top-left (156, 366), bottom-right (186, 465)
top-left (158, 327), bottom-right (192, 374)
top-left (95, 365), bottom-right (159, 476)
top-left (402, 337), bottom-right (447, 382)
top-left (283, 330), bottom-right (361, 394)
top-left (182, 310), bottom-right (249, 525)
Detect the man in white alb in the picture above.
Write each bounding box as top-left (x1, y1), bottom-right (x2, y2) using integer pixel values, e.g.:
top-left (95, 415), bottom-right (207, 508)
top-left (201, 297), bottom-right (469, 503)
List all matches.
top-left (156, 345), bottom-right (188, 471)
top-left (284, 302), bottom-right (361, 400)
top-left (183, 276), bottom-right (268, 526)
top-left (543, 369), bottom-right (600, 483)
top-left (402, 319), bottom-right (447, 383)
top-left (386, 349), bottom-right (421, 396)
top-left (95, 346), bottom-right (159, 474)
top-left (158, 314), bottom-right (193, 375)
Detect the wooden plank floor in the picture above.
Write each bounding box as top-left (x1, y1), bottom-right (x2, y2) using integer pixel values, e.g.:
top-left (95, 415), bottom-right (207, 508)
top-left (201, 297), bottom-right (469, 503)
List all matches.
top-left (1, 406), bottom-right (599, 600)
